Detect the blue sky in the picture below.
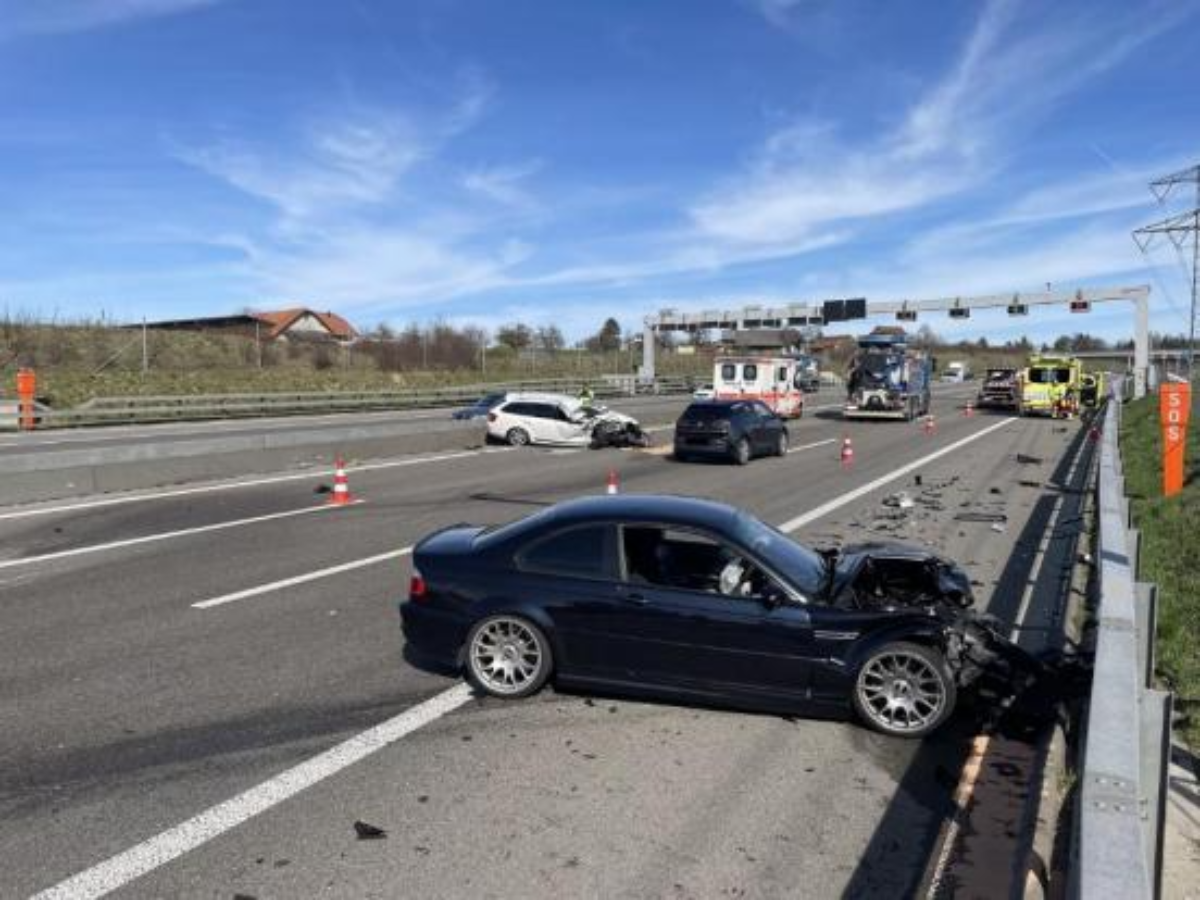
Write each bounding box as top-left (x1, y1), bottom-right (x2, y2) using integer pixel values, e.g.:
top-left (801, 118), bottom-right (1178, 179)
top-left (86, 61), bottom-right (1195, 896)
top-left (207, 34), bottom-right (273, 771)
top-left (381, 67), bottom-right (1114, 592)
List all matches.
top-left (1, 0), bottom-right (1198, 344)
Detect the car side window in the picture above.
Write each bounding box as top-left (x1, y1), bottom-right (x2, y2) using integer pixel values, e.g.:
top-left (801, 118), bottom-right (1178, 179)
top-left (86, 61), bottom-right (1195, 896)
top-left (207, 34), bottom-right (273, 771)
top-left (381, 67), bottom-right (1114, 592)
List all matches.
top-left (721, 363), bottom-right (736, 381)
top-left (621, 525), bottom-right (786, 602)
top-left (518, 525), bottom-right (616, 580)
top-left (503, 402), bottom-right (531, 416)
top-left (743, 364), bottom-right (758, 381)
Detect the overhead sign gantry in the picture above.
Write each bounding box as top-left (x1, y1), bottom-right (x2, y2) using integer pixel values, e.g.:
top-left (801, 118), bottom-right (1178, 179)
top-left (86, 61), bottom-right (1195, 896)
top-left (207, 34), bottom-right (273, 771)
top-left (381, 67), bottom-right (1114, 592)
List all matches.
top-left (642, 285), bottom-right (1152, 398)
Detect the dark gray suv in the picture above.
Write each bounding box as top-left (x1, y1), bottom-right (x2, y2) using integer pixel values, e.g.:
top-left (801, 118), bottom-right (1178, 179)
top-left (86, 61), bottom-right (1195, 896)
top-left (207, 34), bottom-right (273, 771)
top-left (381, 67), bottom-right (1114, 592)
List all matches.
top-left (673, 400), bottom-right (789, 465)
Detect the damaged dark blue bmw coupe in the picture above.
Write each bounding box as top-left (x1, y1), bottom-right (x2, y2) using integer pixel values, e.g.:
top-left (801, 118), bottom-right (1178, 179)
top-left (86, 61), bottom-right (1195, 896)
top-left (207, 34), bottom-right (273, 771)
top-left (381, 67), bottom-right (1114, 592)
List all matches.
top-left (401, 494), bottom-right (1021, 738)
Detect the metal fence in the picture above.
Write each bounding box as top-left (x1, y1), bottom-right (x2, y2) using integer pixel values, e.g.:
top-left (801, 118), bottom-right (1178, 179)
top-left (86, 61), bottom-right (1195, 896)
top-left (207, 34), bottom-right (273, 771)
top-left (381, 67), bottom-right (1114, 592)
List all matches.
top-left (1, 375), bottom-right (699, 430)
top-left (1070, 381), bottom-right (1173, 898)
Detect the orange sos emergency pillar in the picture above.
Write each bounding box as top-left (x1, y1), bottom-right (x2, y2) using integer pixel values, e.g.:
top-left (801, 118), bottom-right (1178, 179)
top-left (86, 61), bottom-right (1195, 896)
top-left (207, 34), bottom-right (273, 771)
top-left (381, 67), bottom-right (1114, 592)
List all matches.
top-left (1159, 382), bottom-right (1191, 498)
top-left (16, 368), bottom-right (36, 431)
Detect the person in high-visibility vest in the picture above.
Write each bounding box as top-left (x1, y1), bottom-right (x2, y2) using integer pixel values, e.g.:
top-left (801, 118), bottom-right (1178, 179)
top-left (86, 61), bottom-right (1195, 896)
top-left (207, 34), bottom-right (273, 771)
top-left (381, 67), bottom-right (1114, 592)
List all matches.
top-left (578, 384), bottom-right (595, 406)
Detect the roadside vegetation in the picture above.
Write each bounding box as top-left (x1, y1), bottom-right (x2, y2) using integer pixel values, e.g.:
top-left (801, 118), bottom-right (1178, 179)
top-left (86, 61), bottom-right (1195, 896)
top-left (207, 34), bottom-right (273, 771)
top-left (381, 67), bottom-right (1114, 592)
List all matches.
top-left (1120, 391), bottom-right (1200, 747)
top-left (0, 315), bottom-right (706, 408)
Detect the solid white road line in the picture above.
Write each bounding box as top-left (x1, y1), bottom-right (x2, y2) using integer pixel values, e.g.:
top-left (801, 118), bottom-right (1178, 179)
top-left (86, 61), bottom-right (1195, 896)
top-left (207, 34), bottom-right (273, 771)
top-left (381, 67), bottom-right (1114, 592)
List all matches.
top-left (31, 684), bottom-right (474, 900)
top-left (0, 503), bottom-right (357, 571)
top-left (788, 438), bottom-right (837, 454)
top-left (777, 417), bottom-right (1017, 533)
top-left (192, 546), bottom-right (413, 609)
top-left (0, 449), bottom-right (508, 523)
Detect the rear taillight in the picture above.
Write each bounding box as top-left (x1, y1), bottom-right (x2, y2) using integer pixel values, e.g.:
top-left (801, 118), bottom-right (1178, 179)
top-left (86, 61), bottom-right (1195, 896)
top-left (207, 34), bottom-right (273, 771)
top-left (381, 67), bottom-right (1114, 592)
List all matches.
top-left (409, 569), bottom-right (428, 602)
top-left (487, 412), bottom-right (497, 423)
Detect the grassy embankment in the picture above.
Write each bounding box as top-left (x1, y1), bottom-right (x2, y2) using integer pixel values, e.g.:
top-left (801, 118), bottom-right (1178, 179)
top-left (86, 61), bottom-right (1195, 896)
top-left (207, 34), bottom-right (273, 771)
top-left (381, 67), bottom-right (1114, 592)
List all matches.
top-left (1120, 391), bottom-right (1199, 747)
top-left (0, 321), bottom-right (708, 408)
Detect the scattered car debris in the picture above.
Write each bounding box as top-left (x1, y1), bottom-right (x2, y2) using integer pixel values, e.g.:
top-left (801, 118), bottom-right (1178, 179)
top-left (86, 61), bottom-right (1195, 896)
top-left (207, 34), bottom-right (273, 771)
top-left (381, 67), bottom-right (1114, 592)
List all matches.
top-left (881, 492), bottom-right (915, 509)
top-left (354, 820), bottom-right (388, 840)
top-left (953, 512), bottom-right (1009, 523)
top-left (990, 522), bottom-right (1006, 533)
top-left (1018, 479), bottom-right (1042, 488)
top-left (1016, 453), bottom-right (1043, 465)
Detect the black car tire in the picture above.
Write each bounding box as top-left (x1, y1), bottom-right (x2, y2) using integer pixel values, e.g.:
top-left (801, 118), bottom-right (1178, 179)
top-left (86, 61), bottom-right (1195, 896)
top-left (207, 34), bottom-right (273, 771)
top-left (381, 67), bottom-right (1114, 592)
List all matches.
top-left (732, 437), bottom-right (751, 466)
top-left (774, 430), bottom-right (789, 457)
top-left (674, 449), bottom-right (691, 463)
top-left (507, 427), bottom-right (532, 447)
top-left (464, 615), bottom-right (553, 699)
top-left (852, 642), bottom-right (956, 738)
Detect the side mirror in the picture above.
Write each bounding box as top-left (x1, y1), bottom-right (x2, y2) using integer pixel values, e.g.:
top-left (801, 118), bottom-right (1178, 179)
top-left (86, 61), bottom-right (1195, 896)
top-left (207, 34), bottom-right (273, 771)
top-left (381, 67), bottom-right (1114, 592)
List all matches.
top-left (760, 587), bottom-right (786, 609)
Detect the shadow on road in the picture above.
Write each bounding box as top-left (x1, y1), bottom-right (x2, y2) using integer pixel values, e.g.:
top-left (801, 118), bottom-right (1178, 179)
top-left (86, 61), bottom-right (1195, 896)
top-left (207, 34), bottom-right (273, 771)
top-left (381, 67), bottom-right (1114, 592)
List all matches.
top-left (839, 418), bottom-right (1097, 899)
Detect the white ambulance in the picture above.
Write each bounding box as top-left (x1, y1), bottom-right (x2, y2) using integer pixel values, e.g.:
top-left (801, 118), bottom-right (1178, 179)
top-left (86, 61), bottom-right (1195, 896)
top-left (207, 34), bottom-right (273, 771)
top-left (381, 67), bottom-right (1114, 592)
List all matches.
top-left (712, 355), bottom-right (806, 418)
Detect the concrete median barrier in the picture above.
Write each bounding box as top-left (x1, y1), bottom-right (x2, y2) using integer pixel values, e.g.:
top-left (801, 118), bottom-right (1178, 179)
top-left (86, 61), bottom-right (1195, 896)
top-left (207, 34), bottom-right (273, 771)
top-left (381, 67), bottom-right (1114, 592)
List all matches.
top-left (0, 418), bottom-right (489, 504)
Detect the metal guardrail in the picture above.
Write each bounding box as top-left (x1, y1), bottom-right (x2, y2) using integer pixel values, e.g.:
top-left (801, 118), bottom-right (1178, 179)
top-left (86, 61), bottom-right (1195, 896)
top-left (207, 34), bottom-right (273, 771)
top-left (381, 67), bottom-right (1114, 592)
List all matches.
top-left (1071, 381), bottom-right (1173, 898)
top-left (2, 375), bottom-right (700, 430)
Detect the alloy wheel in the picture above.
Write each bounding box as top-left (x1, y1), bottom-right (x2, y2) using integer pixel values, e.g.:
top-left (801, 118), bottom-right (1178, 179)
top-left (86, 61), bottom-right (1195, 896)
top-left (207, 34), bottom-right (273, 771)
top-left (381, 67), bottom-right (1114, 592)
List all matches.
top-left (856, 648), bottom-right (947, 734)
top-left (468, 616), bottom-right (546, 696)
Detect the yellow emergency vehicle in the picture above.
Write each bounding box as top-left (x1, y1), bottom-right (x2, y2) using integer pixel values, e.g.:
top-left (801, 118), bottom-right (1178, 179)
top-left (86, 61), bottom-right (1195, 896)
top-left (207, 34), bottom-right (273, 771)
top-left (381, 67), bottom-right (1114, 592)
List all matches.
top-left (1019, 355), bottom-right (1083, 418)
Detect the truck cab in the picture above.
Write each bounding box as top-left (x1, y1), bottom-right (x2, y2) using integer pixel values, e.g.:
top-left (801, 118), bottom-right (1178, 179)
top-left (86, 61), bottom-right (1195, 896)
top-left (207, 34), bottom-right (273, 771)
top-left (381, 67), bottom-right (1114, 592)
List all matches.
top-left (843, 333), bottom-right (932, 421)
top-left (1020, 355), bottom-right (1083, 418)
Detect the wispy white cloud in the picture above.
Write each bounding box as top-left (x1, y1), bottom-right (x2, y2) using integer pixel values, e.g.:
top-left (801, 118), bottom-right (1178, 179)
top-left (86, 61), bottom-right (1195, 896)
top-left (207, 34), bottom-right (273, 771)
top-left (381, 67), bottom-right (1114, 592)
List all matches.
top-left (175, 75), bottom-right (543, 312)
top-left (460, 160), bottom-right (543, 210)
top-left (689, 0), bottom-right (1185, 254)
top-left (0, 0), bottom-right (225, 39)
top-left (176, 115), bottom-right (426, 220)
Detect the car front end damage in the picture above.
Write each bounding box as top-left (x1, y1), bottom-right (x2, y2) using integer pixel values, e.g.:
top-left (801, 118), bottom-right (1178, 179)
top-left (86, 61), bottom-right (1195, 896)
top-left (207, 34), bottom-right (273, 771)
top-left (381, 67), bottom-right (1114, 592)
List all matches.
top-left (826, 543), bottom-right (1086, 724)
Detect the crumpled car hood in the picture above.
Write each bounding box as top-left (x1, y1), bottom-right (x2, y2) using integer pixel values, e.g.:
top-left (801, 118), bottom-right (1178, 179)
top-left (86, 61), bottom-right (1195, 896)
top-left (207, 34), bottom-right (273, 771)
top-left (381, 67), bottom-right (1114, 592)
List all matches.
top-left (826, 541), bottom-right (974, 611)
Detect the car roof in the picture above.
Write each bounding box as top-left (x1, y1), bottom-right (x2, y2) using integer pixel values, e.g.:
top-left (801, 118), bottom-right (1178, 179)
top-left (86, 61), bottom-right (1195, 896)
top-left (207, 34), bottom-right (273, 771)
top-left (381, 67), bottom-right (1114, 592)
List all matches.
top-left (684, 399), bottom-right (751, 411)
top-left (503, 392), bottom-right (578, 406)
top-left (538, 494), bottom-right (741, 529)
top-left (483, 494), bottom-right (744, 545)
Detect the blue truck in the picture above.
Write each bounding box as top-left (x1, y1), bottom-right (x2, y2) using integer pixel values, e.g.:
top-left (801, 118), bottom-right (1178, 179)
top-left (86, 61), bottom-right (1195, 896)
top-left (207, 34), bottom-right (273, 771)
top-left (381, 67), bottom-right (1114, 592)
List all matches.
top-left (843, 332), bottom-right (933, 421)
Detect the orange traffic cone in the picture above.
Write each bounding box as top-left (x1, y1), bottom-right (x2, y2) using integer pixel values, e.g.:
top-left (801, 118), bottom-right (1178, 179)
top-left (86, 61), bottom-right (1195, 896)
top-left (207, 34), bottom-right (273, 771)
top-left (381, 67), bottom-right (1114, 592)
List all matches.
top-left (964, 399), bottom-right (975, 417)
top-left (327, 455), bottom-right (355, 505)
top-left (840, 436), bottom-right (854, 470)
top-left (923, 413), bottom-right (936, 435)
top-left (606, 470), bottom-right (619, 495)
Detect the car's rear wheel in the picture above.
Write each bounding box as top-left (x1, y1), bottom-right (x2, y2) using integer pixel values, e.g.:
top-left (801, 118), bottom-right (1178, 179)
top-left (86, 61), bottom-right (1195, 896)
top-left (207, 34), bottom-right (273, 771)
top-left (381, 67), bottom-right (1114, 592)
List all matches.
top-left (732, 437), bottom-right (751, 466)
top-left (852, 642), bottom-right (955, 738)
top-left (506, 427), bottom-right (531, 447)
top-left (774, 430), bottom-right (789, 457)
top-left (465, 615), bottom-right (552, 698)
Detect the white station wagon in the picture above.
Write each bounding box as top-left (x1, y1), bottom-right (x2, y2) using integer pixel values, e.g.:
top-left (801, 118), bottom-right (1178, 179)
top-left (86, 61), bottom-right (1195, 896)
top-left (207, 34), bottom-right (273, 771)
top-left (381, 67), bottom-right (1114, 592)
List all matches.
top-left (486, 392), bottom-right (640, 447)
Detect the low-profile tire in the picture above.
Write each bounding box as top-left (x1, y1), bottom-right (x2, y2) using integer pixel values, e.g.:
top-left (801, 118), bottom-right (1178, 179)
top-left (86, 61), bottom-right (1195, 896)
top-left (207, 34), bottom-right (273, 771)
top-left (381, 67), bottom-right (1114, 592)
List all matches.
top-left (731, 437), bottom-right (751, 466)
top-left (506, 427), bottom-right (532, 447)
top-left (464, 615), bottom-right (552, 699)
top-left (774, 430), bottom-right (789, 457)
top-left (852, 642), bottom-right (956, 738)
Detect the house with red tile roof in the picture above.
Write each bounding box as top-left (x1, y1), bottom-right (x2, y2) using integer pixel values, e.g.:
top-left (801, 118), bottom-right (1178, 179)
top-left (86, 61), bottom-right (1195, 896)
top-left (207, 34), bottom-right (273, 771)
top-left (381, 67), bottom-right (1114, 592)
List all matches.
top-left (139, 308), bottom-right (358, 343)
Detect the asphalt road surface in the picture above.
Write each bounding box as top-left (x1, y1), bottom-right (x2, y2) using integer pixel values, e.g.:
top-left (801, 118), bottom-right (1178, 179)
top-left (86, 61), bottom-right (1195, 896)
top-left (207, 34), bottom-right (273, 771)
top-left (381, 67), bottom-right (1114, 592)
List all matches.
top-left (0, 385), bottom-right (1089, 898)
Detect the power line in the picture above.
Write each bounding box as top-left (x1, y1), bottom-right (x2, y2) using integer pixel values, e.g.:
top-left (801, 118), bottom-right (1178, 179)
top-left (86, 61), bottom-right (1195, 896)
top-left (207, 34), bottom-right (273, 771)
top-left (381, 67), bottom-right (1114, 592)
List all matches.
top-left (1133, 163), bottom-right (1200, 377)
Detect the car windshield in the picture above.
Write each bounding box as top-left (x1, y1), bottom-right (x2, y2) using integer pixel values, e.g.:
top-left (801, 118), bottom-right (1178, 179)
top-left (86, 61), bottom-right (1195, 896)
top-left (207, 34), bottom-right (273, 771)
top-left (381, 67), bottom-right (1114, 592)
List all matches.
top-left (1028, 367), bottom-right (1072, 384)
top-left (730, 512), bottom-right (826, 599)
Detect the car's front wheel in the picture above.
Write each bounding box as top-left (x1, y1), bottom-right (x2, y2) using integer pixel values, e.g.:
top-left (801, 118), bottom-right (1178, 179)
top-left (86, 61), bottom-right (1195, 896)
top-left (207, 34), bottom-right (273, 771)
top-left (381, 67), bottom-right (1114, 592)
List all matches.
top-left (732, 437), bottom-right (751, 466)
top-left (774, 430), bottom-right (789, 457)
top-left (852, 642), bottom-right (956, 738)
top-left (465, 615), bottom-right (552, 698)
